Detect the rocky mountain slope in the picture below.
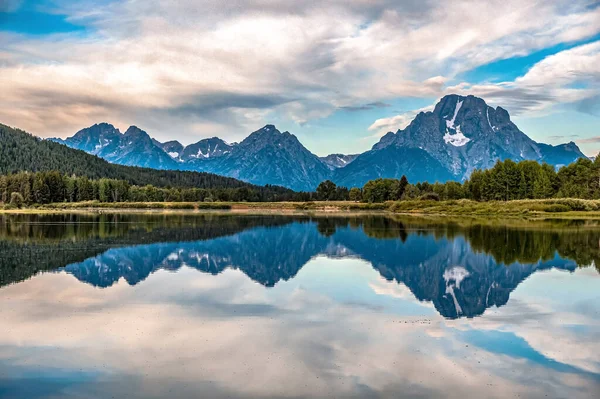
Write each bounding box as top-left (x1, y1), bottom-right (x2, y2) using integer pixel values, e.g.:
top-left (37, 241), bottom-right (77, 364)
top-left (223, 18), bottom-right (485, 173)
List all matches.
top-left (53, 123), bottom-right (179, 170)
top-left (178, 137), bottom-right (234, 163)
top-left (319, 153), bottom-right (359, 169)
top-left (51, 95), bottom-right (586, 190)
top-left (207, 125), bottom-right (331, 191)
top-left (334, 95), bottom-right (586, 187)
top-left (152, 139), bottom-right (184, 160)
top-left (0, 122), bottom-right (282, 191)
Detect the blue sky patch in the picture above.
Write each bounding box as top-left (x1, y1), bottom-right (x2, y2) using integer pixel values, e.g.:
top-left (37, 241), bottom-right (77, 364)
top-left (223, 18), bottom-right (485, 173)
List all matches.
top-left (460, 329), bottom-right (598, 378)
top-left (0, 0), bottom-right (87, 35)
top-left (460, 34), bottom-right (600, 83)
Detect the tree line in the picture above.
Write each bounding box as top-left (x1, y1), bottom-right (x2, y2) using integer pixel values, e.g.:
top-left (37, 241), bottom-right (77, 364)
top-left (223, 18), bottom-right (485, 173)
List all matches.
top-left (0, 171), bottom-right (315, 207)
top-left (315, 157), bottom-right (600, 202)
top-left (3, 157), bottom-right (599, 207)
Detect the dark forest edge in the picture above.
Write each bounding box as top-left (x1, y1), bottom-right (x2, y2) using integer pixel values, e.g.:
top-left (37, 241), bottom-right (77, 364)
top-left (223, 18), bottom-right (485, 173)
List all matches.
top-left (4, 157), bottom-right (600, 215)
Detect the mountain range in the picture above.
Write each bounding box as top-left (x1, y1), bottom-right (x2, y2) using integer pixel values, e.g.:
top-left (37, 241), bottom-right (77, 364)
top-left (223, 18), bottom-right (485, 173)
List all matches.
top-left (52, 94), bottom-right (587, 191)
top-left (0, 122), bottom-right (299, 199)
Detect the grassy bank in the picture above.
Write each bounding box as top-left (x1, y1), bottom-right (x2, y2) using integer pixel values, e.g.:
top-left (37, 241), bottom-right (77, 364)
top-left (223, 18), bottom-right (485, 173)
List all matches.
top-left (0, 200), bottom-right (388, 213)
top-left (3, 198), bottom-right (600, 216)
top-left (41, 201), bottom-right (231, 210)
top-left (388, 198), bottom-right (600, 216)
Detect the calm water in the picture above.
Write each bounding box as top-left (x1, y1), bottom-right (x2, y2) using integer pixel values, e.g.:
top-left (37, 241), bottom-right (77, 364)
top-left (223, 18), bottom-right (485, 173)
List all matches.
top-left (0, 213), bottom-right (599, 399)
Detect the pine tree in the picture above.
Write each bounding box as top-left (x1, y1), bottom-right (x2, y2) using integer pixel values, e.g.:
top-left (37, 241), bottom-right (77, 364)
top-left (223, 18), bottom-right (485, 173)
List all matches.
top-left (397, 175), bottom-right (409, 199)
top-left (518, 170), bottom-right (527, 200)
top-left (32, 174), bottom-right (51, 204)
top-left (533, 169), bottom-right (552, 199)
top-left (503, 159), bottom-right (521, 200)
top-left (21, 175), bottom-right (32, 205)
top-left (0, 175), bottom-right (6, 203)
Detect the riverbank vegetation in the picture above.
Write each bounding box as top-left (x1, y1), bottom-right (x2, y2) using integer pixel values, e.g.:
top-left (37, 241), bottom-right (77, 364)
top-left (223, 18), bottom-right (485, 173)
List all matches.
top-left (3, 152), bottom-right (600, 215)
top-left (0, 170), bottom-right (314, 209)
top-left (3, 198), bottom-right (600, 216)
top-left (315, 157), bottom-right (600, 203)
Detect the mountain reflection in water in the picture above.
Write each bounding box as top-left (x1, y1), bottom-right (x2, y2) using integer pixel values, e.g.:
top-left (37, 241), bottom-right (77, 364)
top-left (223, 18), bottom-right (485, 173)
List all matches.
top-left (0, 213), bottom-right (598, 319)
top-left (0, 213), bottom-right (599, 399)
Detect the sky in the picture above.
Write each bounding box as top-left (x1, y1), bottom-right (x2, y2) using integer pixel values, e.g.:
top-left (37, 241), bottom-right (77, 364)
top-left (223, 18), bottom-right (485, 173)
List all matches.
top-left (0, 0), bottom-right (599, 156)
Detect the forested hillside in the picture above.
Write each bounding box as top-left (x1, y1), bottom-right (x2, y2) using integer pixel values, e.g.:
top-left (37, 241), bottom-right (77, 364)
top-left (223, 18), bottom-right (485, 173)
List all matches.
top-left (0, 123), bottom-right (300, 199)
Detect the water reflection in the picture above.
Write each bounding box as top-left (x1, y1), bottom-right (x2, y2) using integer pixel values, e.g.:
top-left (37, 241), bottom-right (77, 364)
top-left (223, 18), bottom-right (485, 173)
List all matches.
top-left (1, 214), bottom-right (597, 319)
top-left (0, 213), bottom-right (599, 398)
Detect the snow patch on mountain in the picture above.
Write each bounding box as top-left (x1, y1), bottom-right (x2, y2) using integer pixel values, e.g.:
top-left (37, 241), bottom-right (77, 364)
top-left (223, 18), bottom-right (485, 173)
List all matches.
top-left (195, 149), bottom-right (208, 158)
top-left (444, 125), bottom-right (470, 147)
top-left (445, 99), bottom-right (463, 130)
top-left (486, 107), bottom-right (497, 131)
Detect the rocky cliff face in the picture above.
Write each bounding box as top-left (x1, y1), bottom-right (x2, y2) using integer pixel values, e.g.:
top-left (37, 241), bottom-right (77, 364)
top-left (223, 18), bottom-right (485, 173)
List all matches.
top-left (51, 122), bottom-right (121, 155)
top-left (108, 126), bottom-right (180, 169)
top-left (208, 125), bottom-right (331, 191)
top-left (55, 123), bottom-right (329, 190)
top-left (152, 139), bottom-right (184, 160)
top-left (54, 123), bottom-right (179, 169)
top-left (333, 94), bottom-right (586, 187)
top-left (179, 137), bottom-right (234, 163)
top-left (319, 153), bottom-right (359, 169)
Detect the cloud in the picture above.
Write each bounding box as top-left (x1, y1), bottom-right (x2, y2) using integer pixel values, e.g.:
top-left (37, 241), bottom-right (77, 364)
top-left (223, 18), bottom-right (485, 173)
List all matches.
top-left (367, 104), bottom-right (435, 137)
top-left (576, 136), bottom-right (600, 144)
top-left (575, 94), bottom-right (600, 116)
top-left (0, 0), bottom-right (599, 146)
top-left (446, 40), bottom-right (600, 115)
top-left (366, 39), bottom-right (600, 140)
top-left (339, 101), bottom-right (391, 112)
top-left (547, 134), bottom-right (580, 140)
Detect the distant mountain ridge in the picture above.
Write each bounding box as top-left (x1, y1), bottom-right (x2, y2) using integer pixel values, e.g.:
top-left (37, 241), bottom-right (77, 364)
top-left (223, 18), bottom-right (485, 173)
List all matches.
top-left (179, 137), bottom-right (233, 163)
top-left (51, 94), bottom-right (587, 190)
top-left (333, 94), bottom-right (587, 188)
top-left (55, 124), bottom-right (333, 191)
top-left (52, 123), bottom-right (179, 170)
top-left (0, 123), bottom-right (295, 195)
top-left (319, 153), bottom-right (359, 169)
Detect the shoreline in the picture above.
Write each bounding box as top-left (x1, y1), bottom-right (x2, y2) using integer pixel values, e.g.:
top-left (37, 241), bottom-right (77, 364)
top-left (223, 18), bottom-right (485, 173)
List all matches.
top-left (3, 198), bottom-right (600, 218)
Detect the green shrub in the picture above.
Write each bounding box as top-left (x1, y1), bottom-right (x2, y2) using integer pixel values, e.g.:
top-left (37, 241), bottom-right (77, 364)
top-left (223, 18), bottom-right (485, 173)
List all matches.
top-left (419, 192), bottom-right (440, 201)
top-left (9, 192), bottom-right (24, 208)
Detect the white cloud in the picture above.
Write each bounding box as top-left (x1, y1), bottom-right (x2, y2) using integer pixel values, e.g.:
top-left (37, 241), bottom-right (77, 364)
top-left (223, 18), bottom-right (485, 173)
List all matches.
top-left (367, 104), bottom-right (435, 137)
top-left (446, 40), bottom-right (600, 115)
top-left (368, 40), bottom-right (600, 139)
top-left (0, 0), bottom-right (599, 145)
